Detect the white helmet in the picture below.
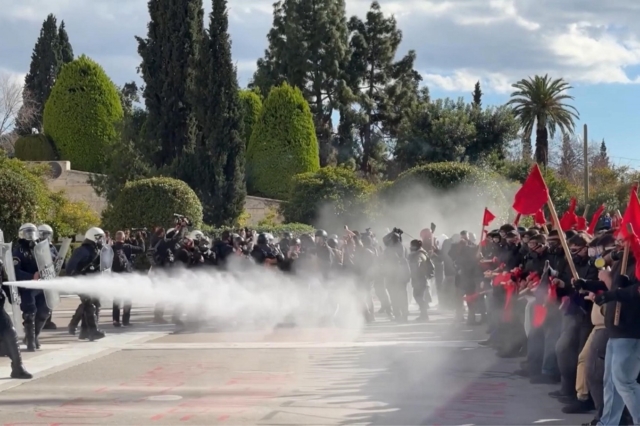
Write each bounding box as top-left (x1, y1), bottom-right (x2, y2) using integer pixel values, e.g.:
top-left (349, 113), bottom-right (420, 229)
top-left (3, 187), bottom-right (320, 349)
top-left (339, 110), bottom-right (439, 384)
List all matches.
top-left (84, 227), bottom-right (105, 244)
top-left (188, 230), bottom-right (205, 241)
top-left (38, 224), bottom-right (54, 242)
top-left (18, 223), bottom-right (39, 241)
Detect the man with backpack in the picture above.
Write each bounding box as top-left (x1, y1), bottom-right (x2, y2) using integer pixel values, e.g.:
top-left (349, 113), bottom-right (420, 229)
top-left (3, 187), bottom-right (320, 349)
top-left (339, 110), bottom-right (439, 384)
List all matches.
top-left (111, 231), bottom-right (145, 327)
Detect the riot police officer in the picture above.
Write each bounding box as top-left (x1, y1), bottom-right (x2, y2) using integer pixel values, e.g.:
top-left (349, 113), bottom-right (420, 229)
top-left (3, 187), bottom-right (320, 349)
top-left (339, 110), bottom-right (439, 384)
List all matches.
top-left (0, 254), bottom-right (32, 379)
top-left (13, 223), bottom-right (51, 351)
top-left (38, 224), bottom-right (58, 330)
top-left (65, 227), bottom-right (106, 341)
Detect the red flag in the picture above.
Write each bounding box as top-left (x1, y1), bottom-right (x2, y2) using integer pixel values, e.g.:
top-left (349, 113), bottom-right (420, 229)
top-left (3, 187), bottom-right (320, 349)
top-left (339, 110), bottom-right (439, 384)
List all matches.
top-left (626, 230), bottom-right (640, 281)
top-left (587, 204), bottom-right (605, 235)
top-left (513, 213), bottom-right (521, 226)
top-left (513, 164), bottom-right (549, 215)
top-left (532, 305), bottom-right (547, 328)
top-left (576, 216), bottom-right (587, 231)
top-left (559, 198), bottom-right (578, 231)
top-left (482, 208), bottom-right (496, 227)
top-left (534, 209), bottom-right (546, 225)
top-left (619, 185), bottom-right (640, 239)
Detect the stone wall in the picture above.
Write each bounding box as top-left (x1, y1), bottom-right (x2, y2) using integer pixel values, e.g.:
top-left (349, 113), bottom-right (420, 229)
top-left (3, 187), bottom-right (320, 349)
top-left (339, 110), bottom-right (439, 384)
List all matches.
top-left (29, 161), bottom-right (282, 225)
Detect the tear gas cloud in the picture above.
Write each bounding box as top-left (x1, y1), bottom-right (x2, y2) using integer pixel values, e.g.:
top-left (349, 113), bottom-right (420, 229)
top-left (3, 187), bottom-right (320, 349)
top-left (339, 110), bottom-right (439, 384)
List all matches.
top-left (17, 257), bottom-right (367, 338)
top-left (314, 179), bottom-right (515, 241)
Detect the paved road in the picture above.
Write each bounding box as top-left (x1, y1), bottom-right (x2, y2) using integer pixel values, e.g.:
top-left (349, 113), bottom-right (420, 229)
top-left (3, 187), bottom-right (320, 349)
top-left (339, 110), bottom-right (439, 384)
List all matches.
top-left (0, 297), bottom-right (593, 425)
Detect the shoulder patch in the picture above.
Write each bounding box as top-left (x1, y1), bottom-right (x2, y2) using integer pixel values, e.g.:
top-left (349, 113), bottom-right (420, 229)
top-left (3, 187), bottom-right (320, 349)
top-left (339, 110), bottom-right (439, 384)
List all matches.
top-left (12, 257), bottom-right (19, 266)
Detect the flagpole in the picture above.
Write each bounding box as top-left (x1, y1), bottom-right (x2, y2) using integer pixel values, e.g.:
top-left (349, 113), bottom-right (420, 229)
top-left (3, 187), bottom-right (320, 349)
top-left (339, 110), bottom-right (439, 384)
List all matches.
top-left (615, 223), bottom-right (633, 326)
top-left (546, 199), bottom-right (579, 279)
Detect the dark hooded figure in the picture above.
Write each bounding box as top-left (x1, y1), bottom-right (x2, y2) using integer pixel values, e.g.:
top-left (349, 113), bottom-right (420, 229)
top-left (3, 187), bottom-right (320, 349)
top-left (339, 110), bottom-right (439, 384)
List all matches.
top-left (408, 239), bottom-right (435, 322)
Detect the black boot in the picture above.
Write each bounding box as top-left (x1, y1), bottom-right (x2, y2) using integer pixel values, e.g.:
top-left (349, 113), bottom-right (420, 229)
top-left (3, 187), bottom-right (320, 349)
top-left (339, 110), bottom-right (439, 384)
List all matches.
top-left (22, 313), bottom-right (36, 352)
top-left (2, 327), bottom-right (32, 379)
top-left (122, 305), bottom-right (131, 326)
top-left (561, 398), bottom-right (594, 414)
top-left (34, 315), bottom-right (48, 350)
top-left (84, 303), bottom-right (105, 342)
top-left (43, 314), bottom-right (57, 330)
top-left (68, 303), bottom-right (84, 335)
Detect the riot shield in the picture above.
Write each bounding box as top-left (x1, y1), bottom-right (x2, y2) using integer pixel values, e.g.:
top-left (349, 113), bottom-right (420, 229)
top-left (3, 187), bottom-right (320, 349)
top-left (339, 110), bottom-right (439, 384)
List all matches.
top-left (54, 238), bottom-right (72, 275)
top-left (33, 240), bottom-right (60, 310)
top-left (0, 243), bottom-right (24, 338)
top-left (100, 245), bottom-right (114, 273)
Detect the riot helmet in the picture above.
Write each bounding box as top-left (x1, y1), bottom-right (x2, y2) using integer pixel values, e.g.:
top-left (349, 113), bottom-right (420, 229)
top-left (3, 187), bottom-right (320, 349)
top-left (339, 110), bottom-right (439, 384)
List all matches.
top-left (18, 223), bottom-right (39, 242)
top-left (315, 229), bottom-right (327, 244)
top-left (257, 233), bottom-right (268, 245)
top-left (38, 224), bottom-right (54, 242)
top-left (410, 239), bottom-right (422, 252)
top-left (327, 237), bottom-right (338, 249)
top-left (188, 230), bottom-right (205, 241)
top-left (282, 232), bottom-right (293, 241)
top-left (84, 227), bottom-right (106, 248)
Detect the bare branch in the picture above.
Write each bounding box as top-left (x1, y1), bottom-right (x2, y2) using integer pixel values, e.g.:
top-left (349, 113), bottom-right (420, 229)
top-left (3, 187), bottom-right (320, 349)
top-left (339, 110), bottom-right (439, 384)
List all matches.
top-left (0, 72), bottom-right (39, 153)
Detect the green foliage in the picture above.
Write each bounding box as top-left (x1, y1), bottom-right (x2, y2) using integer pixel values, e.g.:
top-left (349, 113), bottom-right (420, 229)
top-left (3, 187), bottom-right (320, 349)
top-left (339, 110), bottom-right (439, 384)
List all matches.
top-left (281, 167), bottom-right (374, 226)
top-left (0, 161), bottom-right (45, 241)
top-left (48, 191), bottom-right (100, 238)
top-left (43, 55), bottom-right (124, 173)
top-left (101, 177), bottom-right (203, 233)
top-left (239, 90), bottom-right (262, 147)
top-left (136, 0), bottom-right (203, 168)
top-left (58, 21), bottom-right (74, 64)
top-left (251, 0), bottom-right (349, 165)
top-left (247, 83), bottom-right (320, 199)
top-left (14, 134), bottom-right (58, 161)
top-left (202, 223), bottom-right (315, 239)
top-left (381, 162), bottom-right (508, 212)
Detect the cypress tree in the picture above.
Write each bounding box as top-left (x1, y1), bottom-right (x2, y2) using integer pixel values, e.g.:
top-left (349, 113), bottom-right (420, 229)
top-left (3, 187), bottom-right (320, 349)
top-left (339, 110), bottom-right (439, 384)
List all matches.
top-left (58, 21), bottom-right (74, 64)
top-left (251, 0), bottom-right (350, 166)
top-left (21, 14), bottom-right (62, 133)
top-left (472, 81), bottom-right (482, 108)
top-left (190, 0), bottom-right (246, 225)
top-left (136, 0), bottom-right (204, 168)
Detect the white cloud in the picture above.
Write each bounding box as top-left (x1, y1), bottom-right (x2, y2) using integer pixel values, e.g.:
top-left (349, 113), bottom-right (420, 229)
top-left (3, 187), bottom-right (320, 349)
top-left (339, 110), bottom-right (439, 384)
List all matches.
top-left (1, 0), bottom-right (640, 93)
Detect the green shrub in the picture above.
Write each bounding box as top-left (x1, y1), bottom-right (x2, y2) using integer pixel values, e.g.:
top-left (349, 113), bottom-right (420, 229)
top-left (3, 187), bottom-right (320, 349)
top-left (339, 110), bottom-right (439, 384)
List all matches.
top-left (239, 90), bottom-right (262, 147)
top-left (43, 55), bottom-right (123, 173)
top-left (0, 167), bottom-right (41, 242)
top-left (14, 134), bottom-right (58, 161)
top-left (281, 167), bottom-right (374, 226)
top-left (202, 223), bottom-right (315, 239)
top-left (246, 83), bottom-right (320, 199)
top-left (101, 177), bottom-right (203, 232)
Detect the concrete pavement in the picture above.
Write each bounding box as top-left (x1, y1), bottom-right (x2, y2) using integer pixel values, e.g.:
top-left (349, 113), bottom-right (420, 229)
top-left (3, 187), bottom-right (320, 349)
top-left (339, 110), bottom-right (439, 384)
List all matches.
top-left (0, 297), bottom-right (593, 425)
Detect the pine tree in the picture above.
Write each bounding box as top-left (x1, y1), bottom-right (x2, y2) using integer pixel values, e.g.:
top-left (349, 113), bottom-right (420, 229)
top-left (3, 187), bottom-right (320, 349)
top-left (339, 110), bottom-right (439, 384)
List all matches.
top-left (190, 0), bottom-right (246, 225)
top-left (21, 14), bottom-right (63, 133)
top-left (58, 21), bottom-right (74, 64)
top-left (136, 0), bottom-right (204, 168)
top-left (593, 138), bottom-right (610, 169)
top-left (472, 81), bottom-right (482, 108)
top-left (251, 0), bottom-right (350, 166)
top-left (346, 1), bottom-right (420, 174)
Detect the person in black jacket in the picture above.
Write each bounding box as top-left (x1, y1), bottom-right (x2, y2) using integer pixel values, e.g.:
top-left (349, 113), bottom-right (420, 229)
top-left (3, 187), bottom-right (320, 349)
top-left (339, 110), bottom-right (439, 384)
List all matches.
top-left (111, 231), bottom-right (145, 327)
top-left (590, 248), bottom-right (640, 426)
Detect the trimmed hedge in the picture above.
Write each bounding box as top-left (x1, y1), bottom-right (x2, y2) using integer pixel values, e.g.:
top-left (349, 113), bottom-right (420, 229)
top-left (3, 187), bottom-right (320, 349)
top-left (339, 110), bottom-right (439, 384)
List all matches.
top-left (246, 83), bottom-right (320, 199)
top-left (14, 134), bottom-right (58, 161)
top-left (281, 167), bottom-right (374, 226)
top-left (101, 177), bottom-right (203, 232)
top-left (201, 223), bottom-right (315, 239)
top-left (379, 162), bottom-right (509, 225)
top-left (43, 55), bottom-right (123, 173)
top-left (239, 90), bottom-right (262, 147)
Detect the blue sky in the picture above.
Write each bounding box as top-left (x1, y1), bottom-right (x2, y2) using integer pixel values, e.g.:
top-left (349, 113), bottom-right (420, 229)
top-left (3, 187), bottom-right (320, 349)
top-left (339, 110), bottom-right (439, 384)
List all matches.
top-left (1, 0), bottom-right (639, 168)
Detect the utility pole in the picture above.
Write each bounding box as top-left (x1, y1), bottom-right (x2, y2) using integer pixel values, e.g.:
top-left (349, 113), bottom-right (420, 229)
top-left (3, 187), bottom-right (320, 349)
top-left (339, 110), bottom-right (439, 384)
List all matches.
top-left (583, 124), bottom-right (589, 201)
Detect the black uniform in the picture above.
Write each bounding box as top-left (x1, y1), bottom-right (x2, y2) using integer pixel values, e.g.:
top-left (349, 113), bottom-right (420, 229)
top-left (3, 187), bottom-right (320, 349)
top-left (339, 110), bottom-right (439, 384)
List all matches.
top-left (0, 259), bottom-right (32, 378)
top-left (65, 241), bottom-right (105, 341)
top-left (111, 239), bottom-right (145, 326)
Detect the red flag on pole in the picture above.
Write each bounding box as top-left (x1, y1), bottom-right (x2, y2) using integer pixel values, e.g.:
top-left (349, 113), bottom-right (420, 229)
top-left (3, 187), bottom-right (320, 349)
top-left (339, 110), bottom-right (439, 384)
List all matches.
top-left (625, 228), bottom-right (640, 281)
top-left (576, 216), bottom-right (587, 231)
top-left (483, 208), bottom-right (496, 227)
top-left (513, 164), bottom-right (549, 215)
top-left (619, 185), bottom-right (640, 239)
top-left (587, 204), bottom-right (605, 235)
top-left (534, 209), bottom-right (546, 226)
top-left (559, 198), bottom-right (578, 231)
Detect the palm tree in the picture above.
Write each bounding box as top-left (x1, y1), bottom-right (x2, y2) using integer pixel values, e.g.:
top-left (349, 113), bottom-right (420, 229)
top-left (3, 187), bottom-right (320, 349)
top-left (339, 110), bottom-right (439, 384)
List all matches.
top-left (507, 75), bottom-right (579, 167)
